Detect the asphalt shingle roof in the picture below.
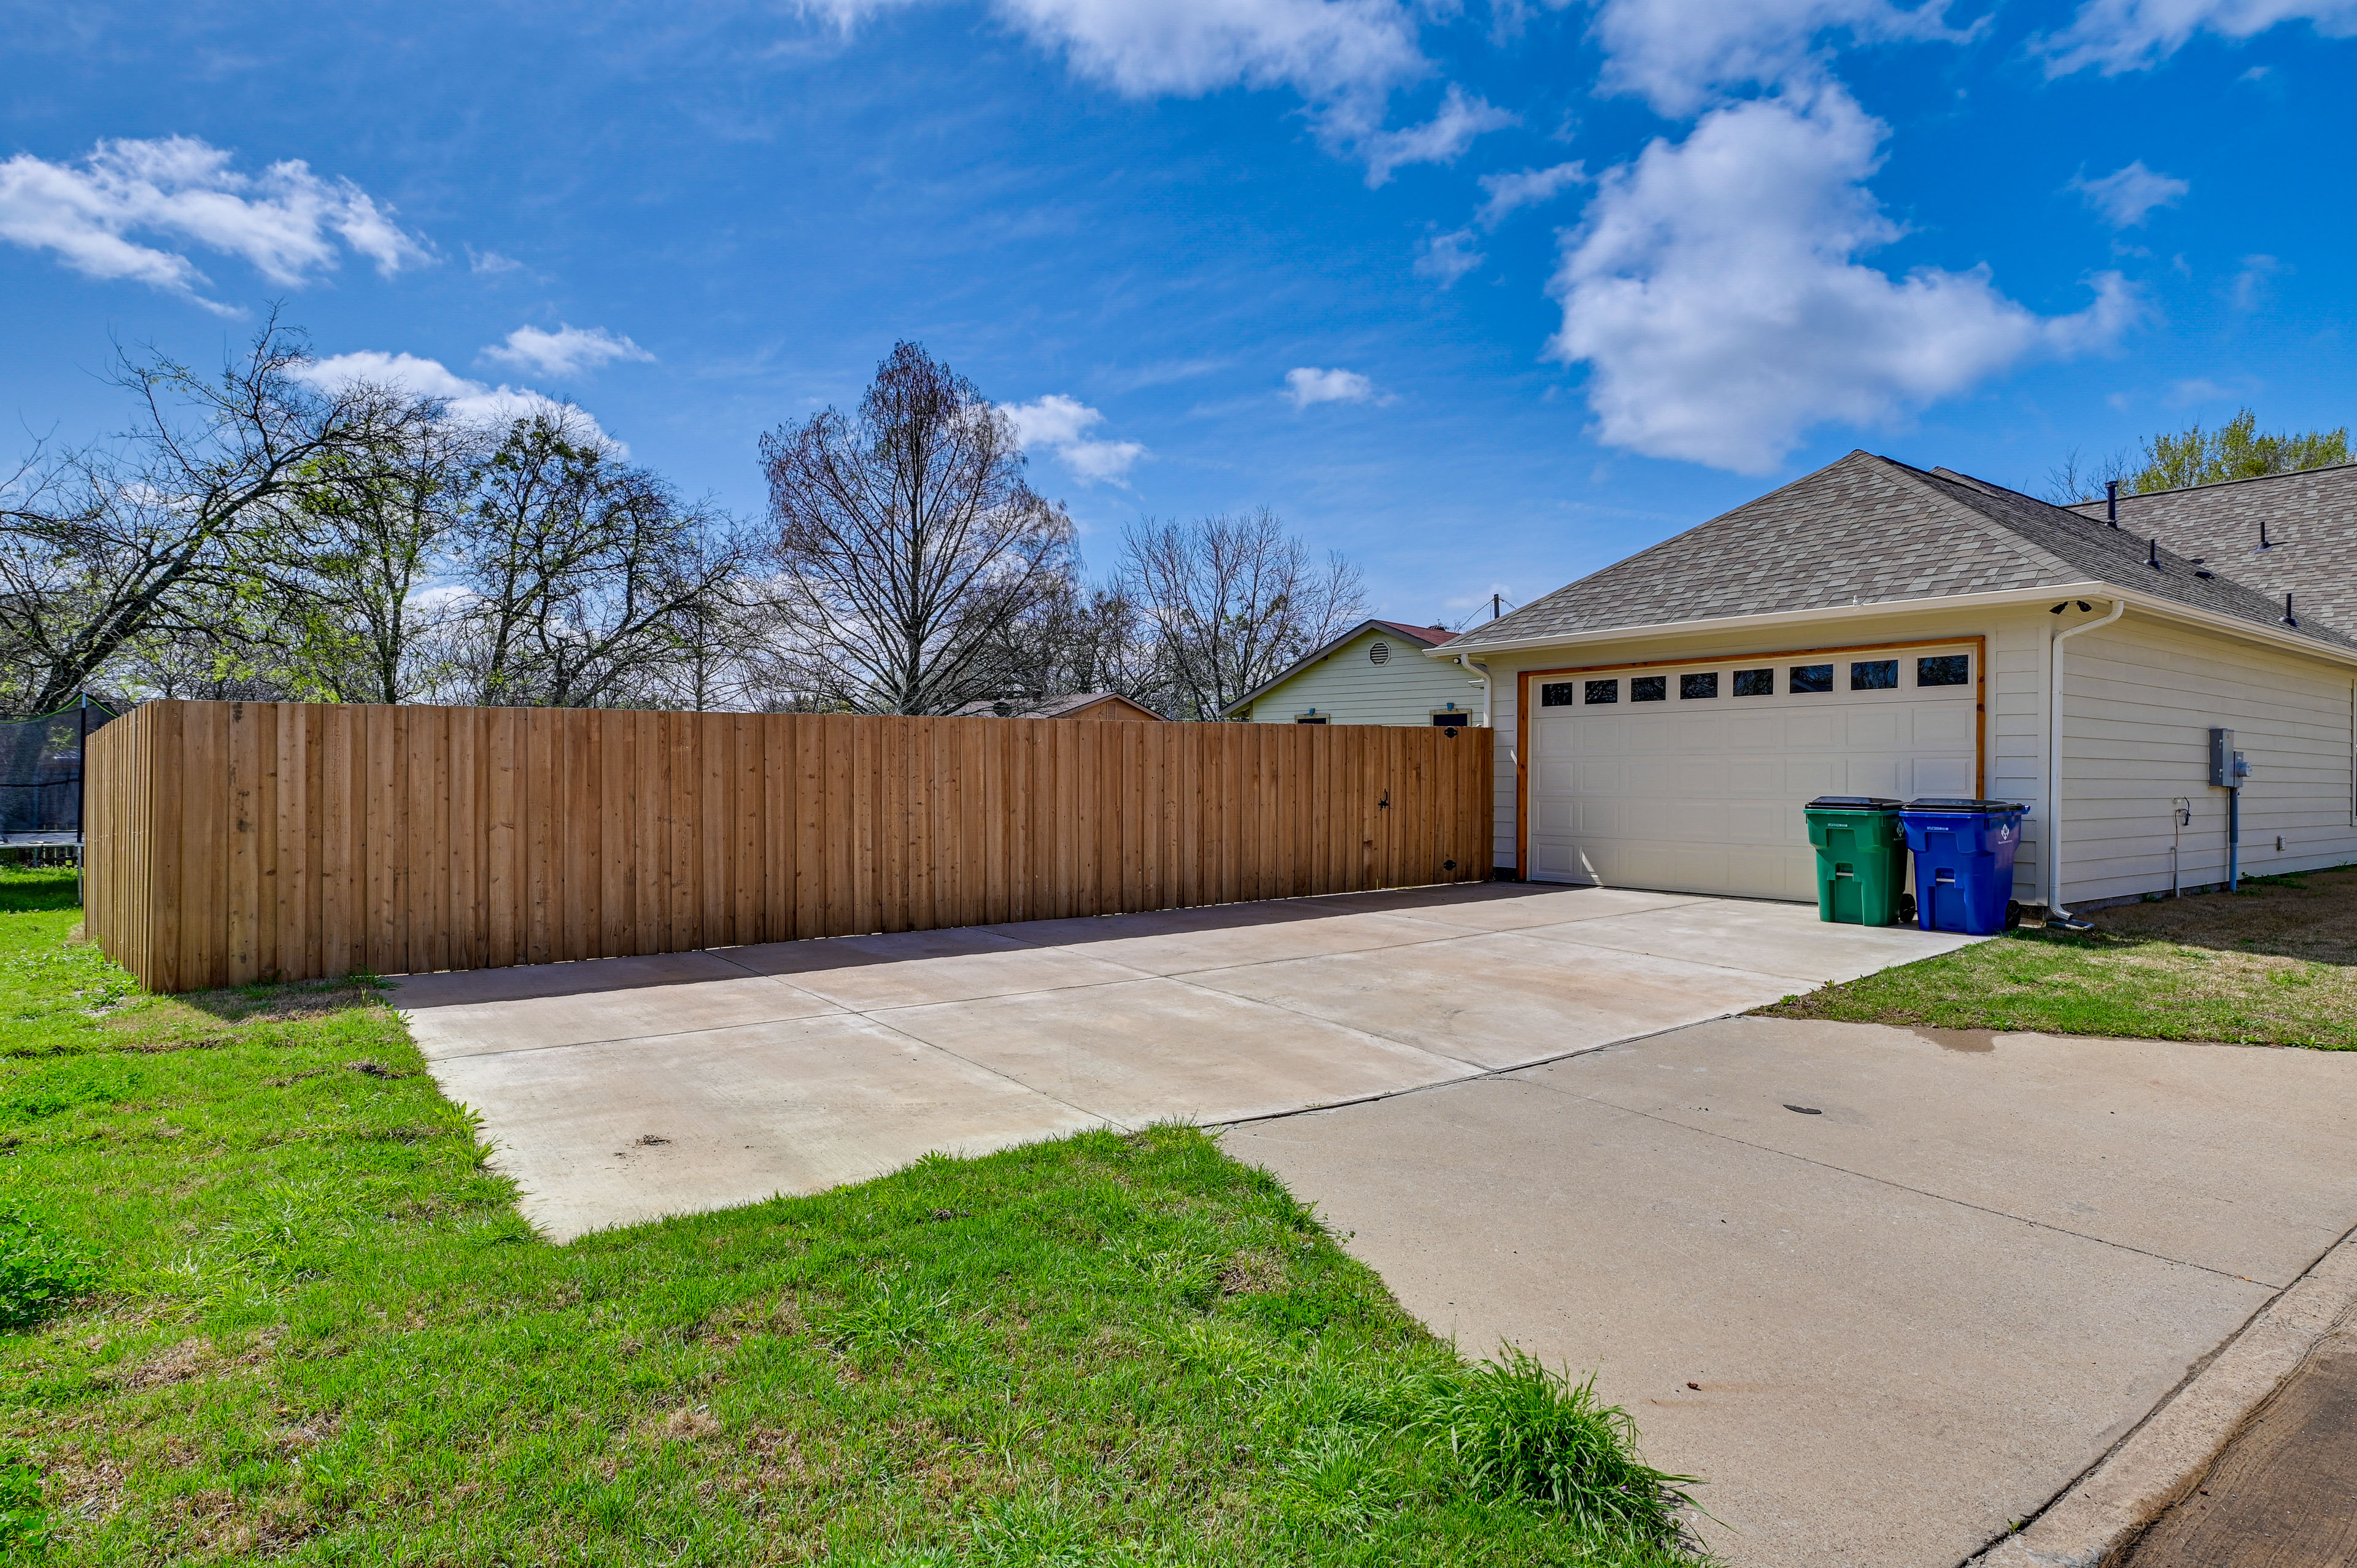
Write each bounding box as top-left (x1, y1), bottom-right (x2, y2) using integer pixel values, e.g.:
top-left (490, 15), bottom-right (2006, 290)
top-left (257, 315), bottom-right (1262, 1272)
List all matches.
top-left (2066, 463), bottom-right (2357, 638)
top-left (1444, 450), bottom-right (2357, 656)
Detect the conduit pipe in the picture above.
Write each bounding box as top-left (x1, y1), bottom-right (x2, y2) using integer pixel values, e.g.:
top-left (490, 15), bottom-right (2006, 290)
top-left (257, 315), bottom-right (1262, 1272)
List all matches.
top-left (2046, 597), bottom-right (2124, 926)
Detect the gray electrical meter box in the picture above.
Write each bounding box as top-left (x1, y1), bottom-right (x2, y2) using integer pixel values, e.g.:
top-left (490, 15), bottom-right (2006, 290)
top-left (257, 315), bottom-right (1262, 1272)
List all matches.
top-left (2209, 727), bottom-right (2237, 788)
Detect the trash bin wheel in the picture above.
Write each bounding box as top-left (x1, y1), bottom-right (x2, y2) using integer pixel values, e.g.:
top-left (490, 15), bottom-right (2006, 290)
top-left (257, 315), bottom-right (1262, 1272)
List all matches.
top-left (2004, 900), bottom-right (2022, 930)
top-left (1897, 892), bottom-right (1916, 923)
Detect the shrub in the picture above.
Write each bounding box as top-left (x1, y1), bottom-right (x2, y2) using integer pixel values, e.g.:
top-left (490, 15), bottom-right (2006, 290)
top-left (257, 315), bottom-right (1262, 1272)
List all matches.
top-left (1415, 1348), bottom-right (1697, 1546)
top-left (0, 1201), bottom-right (99, 1330)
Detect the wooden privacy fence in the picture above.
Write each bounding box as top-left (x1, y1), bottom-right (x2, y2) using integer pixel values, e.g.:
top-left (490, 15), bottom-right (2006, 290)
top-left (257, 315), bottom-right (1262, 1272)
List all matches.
top-left (86, 700), bottom-right (1493, 993)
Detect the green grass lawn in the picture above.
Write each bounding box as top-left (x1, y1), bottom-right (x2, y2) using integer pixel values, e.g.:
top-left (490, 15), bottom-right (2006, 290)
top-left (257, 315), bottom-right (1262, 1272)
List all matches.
top-left (1761, 867), bottom-right (2357, 1049)
top-left (1, 867), bottom-right (1698, 1565)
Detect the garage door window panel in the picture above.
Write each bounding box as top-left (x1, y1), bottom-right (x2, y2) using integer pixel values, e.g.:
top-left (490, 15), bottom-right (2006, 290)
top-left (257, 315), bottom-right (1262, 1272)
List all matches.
top-left (1791, 663), bottom-right (1834, 693)
top-left (1918, 654), bottom-right (1970, 686)
top-left (1734, 668), bottom-right (1774, 696)
top-left (1851, 659), bottom-right (1899, 690)
top-left (1585, 679), bottom-right (1620, 704)
top-left (1681, 672), bottom-right (1719, 699)
top-left (1631, 675), bottom-right (1667, 701)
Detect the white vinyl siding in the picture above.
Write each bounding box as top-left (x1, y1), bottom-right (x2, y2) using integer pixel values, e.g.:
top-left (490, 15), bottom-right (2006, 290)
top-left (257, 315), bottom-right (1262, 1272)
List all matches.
top-left (2059, 618), bottom-right (2357, 902)
top-left (1241, 629), bottom-right (1486, 727)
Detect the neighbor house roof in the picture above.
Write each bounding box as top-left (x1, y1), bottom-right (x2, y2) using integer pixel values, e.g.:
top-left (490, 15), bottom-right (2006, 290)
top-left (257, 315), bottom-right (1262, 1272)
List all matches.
top-left (1218, 618), bottom-right (1457, 718)
top-left (1441, 450), bottom-right (2357, 657)
top-left (2066, 463), bottom-right (2357, 638)
top-left (949, 692), bottom-right (1164, 720)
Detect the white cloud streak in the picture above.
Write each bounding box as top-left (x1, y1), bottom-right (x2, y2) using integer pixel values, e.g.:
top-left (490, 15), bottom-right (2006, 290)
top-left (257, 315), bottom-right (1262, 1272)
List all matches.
top-left (1414, 228), bottom-right (1485, 287)
top-left (1283, 366), bottom-right (1380, 407)
top-left (0, 136), bottom-right (430, 312)
top-left (1549, 85), bottom-right (2136, 473)
top-left (1005, 393), bottom-right (1147, 481)
top-left (1591, 0), bottom-right (1974, 114)
top-left (2070, 161), bottom-right (2189, 227)
top-left (2039, 0), bottom-right (2357, 75)
top-left (1475, 161), bottom-right (1590, 226)
top-left (300, 350), bottom-right (622, 450)
top-left (482, 324), bottom-right (656, 379)
top-left (1359, 84), bottom-right (1517, 187)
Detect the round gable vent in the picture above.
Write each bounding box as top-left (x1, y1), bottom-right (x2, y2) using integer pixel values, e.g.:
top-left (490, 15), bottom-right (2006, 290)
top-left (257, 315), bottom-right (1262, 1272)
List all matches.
top-left (1368, 640), bottom-right (1391, 665)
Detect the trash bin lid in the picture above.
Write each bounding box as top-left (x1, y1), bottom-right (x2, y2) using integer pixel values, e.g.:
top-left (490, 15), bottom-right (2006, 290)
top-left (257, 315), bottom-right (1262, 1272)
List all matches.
top-left (1805, 795), bottom-right (1903, 809)
top-left (1904, 797), bottom-right (2029, 813)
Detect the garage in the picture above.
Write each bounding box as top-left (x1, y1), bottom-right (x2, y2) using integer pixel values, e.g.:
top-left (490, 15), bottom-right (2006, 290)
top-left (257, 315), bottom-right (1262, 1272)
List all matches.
top-left (1521, 640), bottom-right (1981, 899)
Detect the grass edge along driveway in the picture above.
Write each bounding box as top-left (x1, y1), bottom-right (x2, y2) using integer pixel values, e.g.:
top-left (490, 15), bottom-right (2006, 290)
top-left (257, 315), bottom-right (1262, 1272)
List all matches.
top-left (0, 868), bottom-right (1701, 1566)
top-left (1761, 867), bottom-right (2357, 1050)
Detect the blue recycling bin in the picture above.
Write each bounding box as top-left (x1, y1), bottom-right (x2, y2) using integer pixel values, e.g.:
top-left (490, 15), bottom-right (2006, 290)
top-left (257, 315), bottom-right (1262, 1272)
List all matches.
top-left (1898, 799), bottom-right (2029, 936)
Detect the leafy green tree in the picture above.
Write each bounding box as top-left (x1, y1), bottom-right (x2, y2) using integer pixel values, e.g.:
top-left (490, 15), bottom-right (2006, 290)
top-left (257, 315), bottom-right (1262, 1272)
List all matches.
top-left (2130, 408), bottom-right (2348, 492)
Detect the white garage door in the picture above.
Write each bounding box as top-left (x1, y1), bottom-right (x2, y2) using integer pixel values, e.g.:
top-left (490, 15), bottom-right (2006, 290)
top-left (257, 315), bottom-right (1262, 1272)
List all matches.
top-left (1525, 644), bottom-right (1980, 900)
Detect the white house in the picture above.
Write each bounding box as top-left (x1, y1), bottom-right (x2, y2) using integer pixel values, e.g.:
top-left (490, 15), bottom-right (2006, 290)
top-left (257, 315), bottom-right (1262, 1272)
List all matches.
top-left (1224, 619), bottom-right (1487, 728)
top-left (1432, 452), bottom-right (2357, 919)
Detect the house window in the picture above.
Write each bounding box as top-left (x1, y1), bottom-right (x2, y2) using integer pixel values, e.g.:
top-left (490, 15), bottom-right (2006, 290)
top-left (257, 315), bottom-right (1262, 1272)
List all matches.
top-left (1790, 664), bottom-right (1833, 693)
top-left (1681, 672), bottom-right (1718, 699)
top-left (1631, 675), bottom-right (1666, 701)
top-left (1585, 679), bottom-right (1619, 704)
top-left (1540, 682), bottom-right (1577, 707)
top-left (1733, 668), bottom-right (1773, 696)
top-left (1851, 659), bottom-right (1898, 690)
top-left (1296, 714), bottom-right (1328, 724)
top-left (1918, 654), bottom-right (1970, 687)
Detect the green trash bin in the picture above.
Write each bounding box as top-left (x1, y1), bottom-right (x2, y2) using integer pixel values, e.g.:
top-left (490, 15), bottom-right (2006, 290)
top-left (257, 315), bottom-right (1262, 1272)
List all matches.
top-left (1803, 795), bottom-right (1909, 926)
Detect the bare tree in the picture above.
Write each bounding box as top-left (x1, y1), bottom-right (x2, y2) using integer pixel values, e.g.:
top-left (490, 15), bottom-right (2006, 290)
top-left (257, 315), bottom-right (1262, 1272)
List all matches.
top-left (2042, 446), bottom-right (2133, 505)
top-left (446, 413), bottom-right (748, 708)
top-left (1123, 508), bottom-right (1365, 721)
top-left (759, 342), bottom-right (1075, 714)
top-left (0, 319), bottom-right (411, 714)
top-left (970, 577), bottom-right (1160, 709)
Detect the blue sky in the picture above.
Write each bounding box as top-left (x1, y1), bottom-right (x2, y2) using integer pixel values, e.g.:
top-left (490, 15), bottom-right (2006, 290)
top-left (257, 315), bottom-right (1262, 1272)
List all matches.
top-left (4, 0), bottom-right (2353, 628)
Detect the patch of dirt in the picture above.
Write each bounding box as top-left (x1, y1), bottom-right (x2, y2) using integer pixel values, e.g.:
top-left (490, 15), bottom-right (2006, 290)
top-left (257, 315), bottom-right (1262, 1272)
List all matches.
top-left (1216, 1249), bottom-right (1289, 1297)
top-left (343, 1059), bottom-right (411, 1079)
top-left (2094, 867), bottom-right (2357, 965)
top-left (662, 1407), bottom-right (723, 1441)
top-left (98, 1327), bottom-right (281, 1392)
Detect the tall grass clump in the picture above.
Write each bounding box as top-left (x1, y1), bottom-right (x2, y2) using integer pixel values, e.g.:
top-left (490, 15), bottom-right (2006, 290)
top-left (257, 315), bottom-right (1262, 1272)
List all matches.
top-left (1416, 1349), bottom-right (1698, 1546)
top-left (0, 1201), bottom-right (99, 1329)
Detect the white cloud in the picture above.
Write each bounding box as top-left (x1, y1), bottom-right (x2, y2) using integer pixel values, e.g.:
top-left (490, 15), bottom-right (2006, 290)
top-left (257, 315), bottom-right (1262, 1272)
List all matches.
top-left (1005, 393), bottom-right (1147, 482)
top-left (1548, 85), bottom-right (2136, 473)
top-left (482, 323), bottom-right (656, 379)
top-left (300, 350), bottom-right (621, 449)
top-left (1475, 161), bottom-right (1590, 226)
top-left (2039, 0), bottom-right (2357, 76)
top-left (467, 246), bottom-right (524, 276)
top-left (1284, 366), bottom-right (1380, 407)
top-left (808, 0), bottom-right (1469, 177)
top-left (1592, 0), bottom-right (1974, 114)
top-left (1414, 228), bottom-right (1485, 287)
top-left (2229, 252), bottom-right (2285, 310)
top-left (0, 136), bottom-right (430, 312)
top-left (2070, 161), bottom-right (2189, 226)
top-left (1359, 84), bottom-right (1517, 187)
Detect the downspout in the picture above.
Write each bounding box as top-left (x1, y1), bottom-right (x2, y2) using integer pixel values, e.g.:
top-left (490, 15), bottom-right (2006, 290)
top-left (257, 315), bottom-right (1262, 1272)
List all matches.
top-left (1460, 655), bottom-right (1492, 728)
top-left (2046, 598), bottom-right (2125, 928)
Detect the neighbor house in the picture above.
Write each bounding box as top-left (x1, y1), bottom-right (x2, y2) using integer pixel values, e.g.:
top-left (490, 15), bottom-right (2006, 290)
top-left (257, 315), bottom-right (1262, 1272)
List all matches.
top-left (1223, 619), bottom-right (1487, 728)
top-left (1434, 451), bottom-right (2357, 919)
top-left (950, 692), bottom-right (1164, 721)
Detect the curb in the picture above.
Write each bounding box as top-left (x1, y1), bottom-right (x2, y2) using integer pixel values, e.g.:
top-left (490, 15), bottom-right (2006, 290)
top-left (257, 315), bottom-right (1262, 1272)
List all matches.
top-left (1965, 1223), bottom-right (2357, 1568)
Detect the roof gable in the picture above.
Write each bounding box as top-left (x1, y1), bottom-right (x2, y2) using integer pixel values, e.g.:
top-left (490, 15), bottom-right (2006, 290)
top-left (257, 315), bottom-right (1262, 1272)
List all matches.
top-left (1219, 618), bottom-right (1461, 716)
top-left (1447, 450), bottom-right (2355, 655)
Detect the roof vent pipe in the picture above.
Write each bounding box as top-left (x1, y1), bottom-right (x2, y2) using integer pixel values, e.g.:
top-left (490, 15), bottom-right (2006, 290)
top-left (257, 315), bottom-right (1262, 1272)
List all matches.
top-left (2259, 518), bottom-right (2274, 550)
top-left (2285, 592), bottom-right (2298, 627)
top-left (2148, 536), bottom-right (2162, 570)
top-left (2106, 480), bottom-right (2119, 525)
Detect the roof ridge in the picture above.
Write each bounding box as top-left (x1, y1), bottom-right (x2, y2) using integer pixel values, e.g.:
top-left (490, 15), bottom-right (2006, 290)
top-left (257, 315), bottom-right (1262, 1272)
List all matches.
top-left (2071, 460), bottom-right (2357, 507)
top-left (1868, 456), bottom-right (2092, 582)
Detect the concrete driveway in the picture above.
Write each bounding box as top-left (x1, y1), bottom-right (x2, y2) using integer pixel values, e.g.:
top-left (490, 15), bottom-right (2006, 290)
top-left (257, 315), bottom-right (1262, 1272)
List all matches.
top-left (393, 881), bottom-right (1975, 1240)
top-left (1225, 1016), bottom-right (2357, 1568)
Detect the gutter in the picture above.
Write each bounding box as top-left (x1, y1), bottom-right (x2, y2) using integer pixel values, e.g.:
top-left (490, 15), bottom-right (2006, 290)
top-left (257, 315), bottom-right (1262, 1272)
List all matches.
top-left (1426, 581), bottom-right (2357, 670)
top-left (2045, 598), bottom-right (2125, 928)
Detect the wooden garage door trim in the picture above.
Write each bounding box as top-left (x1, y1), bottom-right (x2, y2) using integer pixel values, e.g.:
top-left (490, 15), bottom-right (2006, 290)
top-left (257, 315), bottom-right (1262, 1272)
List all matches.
top-left (1514, 635), bottom-right (1987, 880)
